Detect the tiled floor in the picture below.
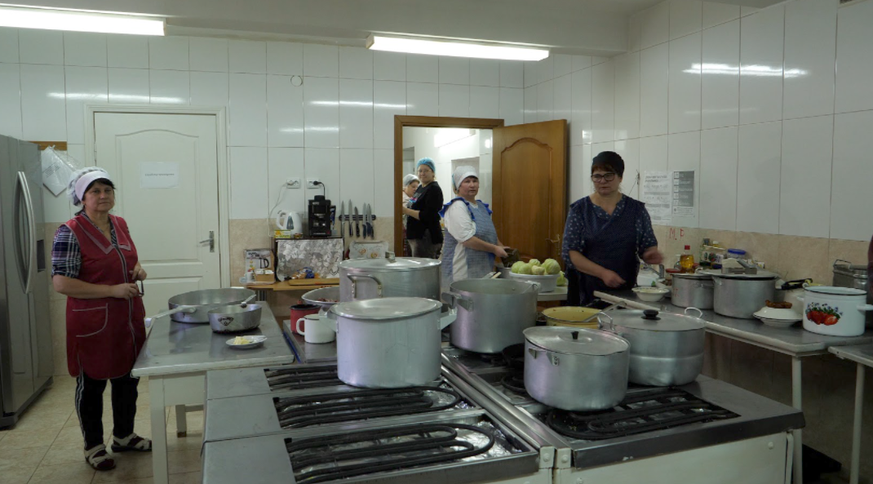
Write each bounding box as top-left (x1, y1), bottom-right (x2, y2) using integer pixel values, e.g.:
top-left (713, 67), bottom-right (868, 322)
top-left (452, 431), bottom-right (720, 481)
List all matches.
top-left (0, 376), bottom-right (202, 484)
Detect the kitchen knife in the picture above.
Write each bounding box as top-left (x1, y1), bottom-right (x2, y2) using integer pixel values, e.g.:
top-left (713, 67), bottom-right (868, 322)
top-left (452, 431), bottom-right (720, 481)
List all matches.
top-left (339, 201), bottom-right (344, 238)
top-left (354, 206), bottom-right (360, 237)
top-left (348, 199), bottom-right (353, 237)
top-left (368, 204), bottom-right (374, 239)
top-left (364, 204), bottom-right (371, 238)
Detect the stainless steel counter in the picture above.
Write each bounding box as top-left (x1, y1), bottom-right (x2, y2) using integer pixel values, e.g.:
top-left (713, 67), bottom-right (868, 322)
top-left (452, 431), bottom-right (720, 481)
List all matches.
top-left (132, 305), bottom-right (295, 377)
top-left (281, 319), bottom-right (337, 363)
top-left (829, 343), bottom-right (873, 484)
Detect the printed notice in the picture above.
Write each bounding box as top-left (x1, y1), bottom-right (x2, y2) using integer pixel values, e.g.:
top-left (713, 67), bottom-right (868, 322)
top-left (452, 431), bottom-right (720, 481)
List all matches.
top-left (40, 147), bottom-right (76, 196)
top-left (672, 170), bottom-right (695, 217)
top-left (641, 172), bottom-right (672, 224)
top-left (140, 162), bottom-right (180, 189)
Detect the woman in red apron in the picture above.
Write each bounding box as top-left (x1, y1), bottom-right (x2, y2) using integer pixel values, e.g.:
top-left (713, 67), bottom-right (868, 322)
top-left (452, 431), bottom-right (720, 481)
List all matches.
top-left (51, 168), bottom-right (151, 471)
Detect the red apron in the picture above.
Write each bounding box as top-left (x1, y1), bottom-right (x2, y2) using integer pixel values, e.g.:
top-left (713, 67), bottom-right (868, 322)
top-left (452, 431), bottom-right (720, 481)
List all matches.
top-left (65, 214), bottom-right (146, 380)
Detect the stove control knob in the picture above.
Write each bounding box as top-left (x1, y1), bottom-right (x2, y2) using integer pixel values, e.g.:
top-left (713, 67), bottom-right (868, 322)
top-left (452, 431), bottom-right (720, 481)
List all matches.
top-left (768, 441), bottom-right (775, 449)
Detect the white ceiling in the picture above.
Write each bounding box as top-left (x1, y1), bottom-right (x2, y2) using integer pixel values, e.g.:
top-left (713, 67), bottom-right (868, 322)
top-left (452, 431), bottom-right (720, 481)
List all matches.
top-left (12, 0), bottom-right (785, 56)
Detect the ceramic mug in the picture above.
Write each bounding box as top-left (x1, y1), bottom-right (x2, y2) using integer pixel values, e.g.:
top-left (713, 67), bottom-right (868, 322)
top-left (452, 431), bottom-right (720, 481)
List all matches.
top-left (289, 304), bottom-right (319, 333)
top-left (296, 314), bottom-right (335, 344)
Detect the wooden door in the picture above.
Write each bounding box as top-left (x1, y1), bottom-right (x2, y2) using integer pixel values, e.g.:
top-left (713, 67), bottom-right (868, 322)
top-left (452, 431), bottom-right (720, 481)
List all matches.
top-left (94, 113), bottom-right (221, 318)
top-left (492, 120), bottom-right (567, 266)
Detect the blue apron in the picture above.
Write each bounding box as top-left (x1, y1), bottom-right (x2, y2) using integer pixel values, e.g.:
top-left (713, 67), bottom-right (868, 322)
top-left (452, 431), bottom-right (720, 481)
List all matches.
top-left (440, 198), bottom-right (497, 284)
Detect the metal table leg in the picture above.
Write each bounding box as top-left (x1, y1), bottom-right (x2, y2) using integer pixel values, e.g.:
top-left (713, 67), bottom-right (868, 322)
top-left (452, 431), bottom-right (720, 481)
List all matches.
top-left (850, 363), bottom-right (865, 484)
top-left (791, 356), bottom-right (803, 484)
top-left (175, 404), bottom-right (188, 437)
top-left (149, 377), bottom-right (169, 484)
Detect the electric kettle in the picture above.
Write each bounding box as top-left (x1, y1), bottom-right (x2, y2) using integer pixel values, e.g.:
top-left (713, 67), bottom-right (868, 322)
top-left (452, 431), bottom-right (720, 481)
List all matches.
top-left (275, 211), bottom-right (303, 235)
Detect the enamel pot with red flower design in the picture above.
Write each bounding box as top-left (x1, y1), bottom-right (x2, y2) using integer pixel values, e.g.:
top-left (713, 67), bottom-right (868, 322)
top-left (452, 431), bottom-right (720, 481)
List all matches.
top-left (799, 285), bottom-right (873, 337)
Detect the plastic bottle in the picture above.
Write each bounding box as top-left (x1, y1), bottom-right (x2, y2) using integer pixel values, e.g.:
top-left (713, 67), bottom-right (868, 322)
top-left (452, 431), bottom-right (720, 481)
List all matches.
top-left (680, 245), bottom-right (695, 273)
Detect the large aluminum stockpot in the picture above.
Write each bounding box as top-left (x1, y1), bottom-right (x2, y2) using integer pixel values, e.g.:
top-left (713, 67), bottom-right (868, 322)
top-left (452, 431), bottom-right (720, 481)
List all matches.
top-left (709, 271), bottom-right (778, 319)
top-left (671, 272), bottom-right (714, 309)
top-left (327, 297), bottom-right (456, 388)
top-left (145, 288), bottom-right (256, 325)
top-left (338, 252), bottom-right (441, 302)
top-left (600, 309), bottom-right (706, 386)
top-left (523, 326), bottom-right (630, 411)
top-left (442, 278), bottom-right (540, 354)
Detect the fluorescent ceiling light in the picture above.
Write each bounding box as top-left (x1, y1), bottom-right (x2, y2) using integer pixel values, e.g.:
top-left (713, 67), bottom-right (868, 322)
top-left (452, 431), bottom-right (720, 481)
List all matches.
top-left (0, 5), bottom-right (164, 36)
top-left (367, 34), bottom-right (548, 61)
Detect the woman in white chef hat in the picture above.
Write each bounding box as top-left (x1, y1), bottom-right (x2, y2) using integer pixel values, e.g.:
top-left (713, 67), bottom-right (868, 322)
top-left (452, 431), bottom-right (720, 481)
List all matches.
top-left (439, 165), bottom-right (507, 284)
top-left (401, 173), bottom-right (420, 256)
top-left (51, 167), bottom-right (151, 471)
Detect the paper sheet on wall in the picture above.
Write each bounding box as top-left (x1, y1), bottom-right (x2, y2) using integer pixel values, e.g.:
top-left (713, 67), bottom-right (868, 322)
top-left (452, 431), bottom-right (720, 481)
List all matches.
top-left (641, 172), bottom-right (672, 224)
top-left (672, 170), bottom-right (695, 217)
top-left (40, 147), bottom-right (79, 196)
top-left (140, 162), bottom-right (180, 189)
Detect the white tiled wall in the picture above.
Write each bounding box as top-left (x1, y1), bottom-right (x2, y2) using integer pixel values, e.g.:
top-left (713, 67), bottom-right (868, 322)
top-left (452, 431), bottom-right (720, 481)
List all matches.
top-left (0, 28), bottom-right (526, 223)
top-left (523, 0), bottom-right (872, 242)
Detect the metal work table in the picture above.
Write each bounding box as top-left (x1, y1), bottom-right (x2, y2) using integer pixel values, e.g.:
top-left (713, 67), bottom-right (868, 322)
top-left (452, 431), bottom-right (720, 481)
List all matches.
top-left (131, 305), bottom-right (295, 484)
top-left (537, 285), bottom-right (567, 302)
top-left (603, 290), bottom-right (873, 484)
top-left (828, 344), bottom-right (873, 484)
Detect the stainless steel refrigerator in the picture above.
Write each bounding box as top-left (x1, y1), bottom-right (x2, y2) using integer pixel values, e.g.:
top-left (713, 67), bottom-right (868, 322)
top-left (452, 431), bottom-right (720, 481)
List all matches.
top-left (0, 135), bottom-right (53, 427)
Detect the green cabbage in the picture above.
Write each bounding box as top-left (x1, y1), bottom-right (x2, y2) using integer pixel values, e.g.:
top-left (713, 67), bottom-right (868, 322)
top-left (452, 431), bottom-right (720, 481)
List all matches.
top-left (530, 265), bottom-right (546, 275)
top-left (542, 258), bottom-right (561, 275)
top-left (556, 271), bottom-right (567, 286)
top-left (516, 263), bottom-right (533, 275)
top-left (528, 259), bottom-right (541, 267)
top-left (510, 261), bottom-right (527, 274)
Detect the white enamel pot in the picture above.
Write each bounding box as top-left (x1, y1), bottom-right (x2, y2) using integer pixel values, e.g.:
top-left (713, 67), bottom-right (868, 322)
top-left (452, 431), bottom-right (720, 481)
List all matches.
top-left (327, 297), bottom-right (456, 388)
top-left (799, 285), bottom-right (873, 337)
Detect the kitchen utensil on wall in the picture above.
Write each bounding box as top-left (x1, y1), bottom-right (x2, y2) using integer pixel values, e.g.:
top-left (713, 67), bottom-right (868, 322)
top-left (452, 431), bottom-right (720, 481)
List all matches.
top-left (339, 252), bottom-right (441, 302)
top-left (799, 285), bottom-right (873, 337)
top-left (145, 288), bottom-right (257, 325)
top-left (327, 297), bottom-right (456, 388)
top-left (364, 204), bottom-right (372, 238)
top-left (523, 326), bottom-right (630, 411)
top-left (709, 270), bottom-right (778, 319)
top-left (671, 272), bottom-right (714, 309)
top-left (348, 199), bottom-right (353, 236)
top-left (442, 278), bottom-right (540, 354)
top-left (354, 206), bottom-right (360, 237)
top-left (339, 201), bottom-right (345, 239)
top-left (599, 308), bottom-right (706, 386)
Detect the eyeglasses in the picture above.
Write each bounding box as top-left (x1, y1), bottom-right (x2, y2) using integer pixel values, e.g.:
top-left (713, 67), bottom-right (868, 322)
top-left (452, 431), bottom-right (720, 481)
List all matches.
top-left (591, 173), bottom-right (617, 182)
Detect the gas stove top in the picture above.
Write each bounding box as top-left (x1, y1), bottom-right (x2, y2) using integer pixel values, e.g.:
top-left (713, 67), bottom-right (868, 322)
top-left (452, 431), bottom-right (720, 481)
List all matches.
top-left (206, 363), bottom-right (341, 400)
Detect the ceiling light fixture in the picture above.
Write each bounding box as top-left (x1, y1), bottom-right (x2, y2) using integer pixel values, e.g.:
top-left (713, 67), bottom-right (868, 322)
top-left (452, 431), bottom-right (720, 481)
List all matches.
top-left (367, 34), bottom-right (548, 61)
top-left (0, 5), bottom-right (165, 36)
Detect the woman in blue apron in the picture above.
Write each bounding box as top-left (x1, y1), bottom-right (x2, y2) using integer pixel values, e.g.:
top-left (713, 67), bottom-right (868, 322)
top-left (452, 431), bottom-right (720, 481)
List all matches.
top-left (440, 166), bottom-right (507, 285)
top-left (561, 151), bottom-right (663, 305)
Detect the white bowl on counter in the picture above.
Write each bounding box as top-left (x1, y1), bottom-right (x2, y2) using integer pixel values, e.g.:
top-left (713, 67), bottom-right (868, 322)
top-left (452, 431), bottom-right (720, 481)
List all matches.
top-left (632, 286), bottom-right (670, 302)
top-left (752, 307), bottom-right (802, 328)
top-left (508, 272), bottom-right (558, 292)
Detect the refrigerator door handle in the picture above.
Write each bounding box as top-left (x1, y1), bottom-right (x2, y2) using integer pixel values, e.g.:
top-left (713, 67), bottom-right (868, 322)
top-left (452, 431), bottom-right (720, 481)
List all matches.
top-left (17, 171), bottom-right (36, 294)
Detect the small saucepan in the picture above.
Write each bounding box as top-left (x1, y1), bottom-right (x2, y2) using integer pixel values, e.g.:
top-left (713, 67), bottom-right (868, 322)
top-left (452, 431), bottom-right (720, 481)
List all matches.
top-left (207, 296), bottom-right (261, 333)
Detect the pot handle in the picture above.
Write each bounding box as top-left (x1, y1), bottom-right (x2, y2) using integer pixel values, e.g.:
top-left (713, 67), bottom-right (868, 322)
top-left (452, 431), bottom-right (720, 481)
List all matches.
top-left (712, 277), bottom-right (723, 287)
top-left (324, 309), bottom-right (339, 332)
top-left (857, 304), bottom-right (873, 312)
top-left (347, 274), bottom-right (383, 299)
top-left (441, 291), bottom-right (473, 312)
top-left (684, 307), bottom-right (704, 318)
top-left (144, 306), bottom-right (196, 328)
top-left (438, 307), bottom-right (457, 330)
top-left (596, 312), bottom-right (615, 332)
top-left (795, 295), bottom-right (804, 302)
top-left (522, 281), bottom-right (541, 293)
top-left (547, 351), bottom-right (560, 366)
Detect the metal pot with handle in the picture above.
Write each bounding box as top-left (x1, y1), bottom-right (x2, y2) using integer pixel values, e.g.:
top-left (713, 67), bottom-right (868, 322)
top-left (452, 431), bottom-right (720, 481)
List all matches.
top-left (327, 297), bottom-right (456, 388)
top-left (207, 299), bottom-right (262, 333)
top-left (671, 272), bottom-right (714, 309)
top-left (145, 288), bottom-right (256, 326)
top-left (442, 278), bottom-right (540, 353)
top-left (338, 252), bottom-right (441, 302)
top-left (523, 326), bottom-right (630, 411)
top-left (709, 271), bottom-right (778, 319)
top-left (599, 308), bottom-right (706, 386)
top-left (799, 285), bottom-right (873, 337)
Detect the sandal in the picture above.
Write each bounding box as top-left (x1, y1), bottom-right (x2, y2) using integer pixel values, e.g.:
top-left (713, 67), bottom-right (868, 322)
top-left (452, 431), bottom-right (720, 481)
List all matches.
top-left (111, 433), bottom-right (152, 452)
top-left (84, 444), bottom-right (116, 471)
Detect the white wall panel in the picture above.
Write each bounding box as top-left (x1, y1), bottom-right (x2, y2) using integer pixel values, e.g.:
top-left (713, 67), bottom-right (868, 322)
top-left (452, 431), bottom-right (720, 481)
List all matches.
top-left (737, 121), bottom-right (781, 234)
top-left (780, 115), bottom-right (833, 237)
top-left (783, 0), bottom-right (837, 120)
top-left (699, 126), bottom-right (738, 231)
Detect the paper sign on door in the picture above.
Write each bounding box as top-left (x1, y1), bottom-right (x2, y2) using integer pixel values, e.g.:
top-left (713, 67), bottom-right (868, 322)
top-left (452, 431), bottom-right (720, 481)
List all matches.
top-left (140, 162), bottom-right (180, 189)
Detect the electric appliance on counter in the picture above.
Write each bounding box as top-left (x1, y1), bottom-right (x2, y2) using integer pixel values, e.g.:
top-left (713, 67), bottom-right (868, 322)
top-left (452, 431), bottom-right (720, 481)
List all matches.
top-left (307, 195), bottom-right (332, 237)
top-left (0, 135), bottom-right (53, 427)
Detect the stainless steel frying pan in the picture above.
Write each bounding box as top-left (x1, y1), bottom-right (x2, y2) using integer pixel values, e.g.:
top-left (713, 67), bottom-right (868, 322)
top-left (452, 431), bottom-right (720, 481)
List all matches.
top-left (145, 288), bottom-right (256, 326)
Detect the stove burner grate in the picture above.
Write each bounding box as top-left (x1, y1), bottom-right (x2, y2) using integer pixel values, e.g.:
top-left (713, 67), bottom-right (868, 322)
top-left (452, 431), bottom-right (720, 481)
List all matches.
top-left (546, 388), bottom-right (738, 441)
top-left (500, 371), bottom-right (527, 395)
top-left (265, 367), bottom-right (340, 391)
top-left (286, 423), bottom-right (495, 484)
top-left (274, 386), bottom-right (462, 428)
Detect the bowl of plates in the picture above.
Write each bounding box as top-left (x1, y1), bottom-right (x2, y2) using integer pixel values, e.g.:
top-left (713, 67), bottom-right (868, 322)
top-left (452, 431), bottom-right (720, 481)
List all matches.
top-left (632, 286), bottom-right (670, 302)
top-left (753, 307), bottom-right (802, 328)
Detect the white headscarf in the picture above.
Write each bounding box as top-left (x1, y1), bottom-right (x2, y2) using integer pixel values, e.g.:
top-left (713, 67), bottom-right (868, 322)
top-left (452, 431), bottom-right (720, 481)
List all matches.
top-left (452, 165), bottom-right (478, 191)
top-left (68, 167), bottom-right (112, 206)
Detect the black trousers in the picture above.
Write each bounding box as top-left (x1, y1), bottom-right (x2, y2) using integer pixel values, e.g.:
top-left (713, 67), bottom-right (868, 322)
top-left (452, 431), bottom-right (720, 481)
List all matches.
top-left (75, 371), bottom-right (139, 449)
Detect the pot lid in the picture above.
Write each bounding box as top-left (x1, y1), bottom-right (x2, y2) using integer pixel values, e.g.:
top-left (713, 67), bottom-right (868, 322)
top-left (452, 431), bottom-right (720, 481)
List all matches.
top-left (523, 326), bottom-right (629, 356)
top-left (671, 272), bottom-right (712, 280)
top-left (609, 309), bottom-right (705, 331)
top-left (704, 269), bottom-right (779, 280)
top-left (804, 285), bottom-right (867, 297)
top-left (339, 256), bottom-right (441, 272)
top-left (330, 297), bottom-right (442, 320)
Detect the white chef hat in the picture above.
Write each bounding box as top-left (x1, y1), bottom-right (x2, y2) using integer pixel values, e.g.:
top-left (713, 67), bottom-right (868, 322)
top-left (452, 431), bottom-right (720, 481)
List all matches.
top-left (402, 174), bottom-right (420, 187)
top-left (68, 167), bottom-right (113, 206)
top-left (452, 165), bottom-right (478, 191)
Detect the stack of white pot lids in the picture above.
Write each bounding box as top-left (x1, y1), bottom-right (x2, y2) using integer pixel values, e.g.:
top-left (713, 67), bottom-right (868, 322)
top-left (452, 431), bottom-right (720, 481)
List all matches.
top-left (339, 257), bottom-right (441, 272)
top-left (609, 309), bottom-right (705, 331)
top-left (330, 297), bottom-right (441, 321)
top-left (704, 269), bottom-right (779, 280)
top-left (523, 326), bottom-right (629, 355)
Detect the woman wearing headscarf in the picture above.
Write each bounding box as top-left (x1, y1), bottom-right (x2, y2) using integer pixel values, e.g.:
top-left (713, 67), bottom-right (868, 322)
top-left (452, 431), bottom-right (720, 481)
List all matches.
top-left (401, 174), bottom-right (420, 256)
top-left (440, 166), bottom-right (507, 284)
top-left (51, 167), bottom-right (151, 471)
top-left (402, 158), bottom-right (444, 259)
top-left (561, 151), bottom-right (663, 305)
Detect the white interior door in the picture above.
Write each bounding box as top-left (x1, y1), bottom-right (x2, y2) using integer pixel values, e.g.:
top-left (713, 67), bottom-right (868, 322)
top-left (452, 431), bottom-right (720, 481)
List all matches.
top-left (94, 112), bottom-right (221, 317)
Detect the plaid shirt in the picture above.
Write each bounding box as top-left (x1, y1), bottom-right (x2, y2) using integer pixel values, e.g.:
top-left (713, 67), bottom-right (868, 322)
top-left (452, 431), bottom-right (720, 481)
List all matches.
top-left (51, 214), bottom-right (118, 279)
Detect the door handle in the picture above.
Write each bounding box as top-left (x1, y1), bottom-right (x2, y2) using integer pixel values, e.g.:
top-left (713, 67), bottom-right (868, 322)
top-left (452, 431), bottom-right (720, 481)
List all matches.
top-left (199, 231), bottom-right (215, 252)
top-left (16, 172), bottom-right (36, 294)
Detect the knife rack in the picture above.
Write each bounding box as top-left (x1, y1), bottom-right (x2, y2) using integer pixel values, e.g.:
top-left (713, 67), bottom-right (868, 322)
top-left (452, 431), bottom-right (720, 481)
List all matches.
top-left (338, 215), bottom-right (376, 221)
